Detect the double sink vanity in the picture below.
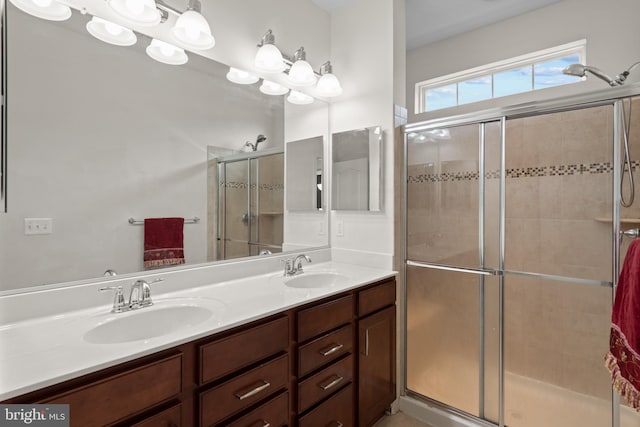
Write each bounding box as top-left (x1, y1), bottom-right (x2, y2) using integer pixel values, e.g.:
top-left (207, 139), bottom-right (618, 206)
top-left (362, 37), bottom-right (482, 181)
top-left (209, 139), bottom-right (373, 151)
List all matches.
top-left (0, 255), bottom-right (397, 427)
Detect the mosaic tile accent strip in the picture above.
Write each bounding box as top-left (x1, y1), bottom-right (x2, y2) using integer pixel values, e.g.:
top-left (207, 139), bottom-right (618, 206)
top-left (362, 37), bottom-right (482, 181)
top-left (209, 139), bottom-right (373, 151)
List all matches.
top-left (408, 161), bottom-right (618, 183)
top-left (220, 181), bottom-right (284, 190)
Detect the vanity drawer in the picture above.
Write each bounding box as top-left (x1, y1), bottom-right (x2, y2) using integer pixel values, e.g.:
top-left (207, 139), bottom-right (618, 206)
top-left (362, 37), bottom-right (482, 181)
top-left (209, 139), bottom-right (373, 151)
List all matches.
top-left (227, 391), bottom-right (288, 427)
top-left (297, 295), bottom-right (353, 342)
top-left (298, 354), bottom-right (353, 413)
top-left (200, 354), bottom-right (289, 426)
top-left (358, 279), bottom-right (395, 317)
top-left (200, 316), bottom-right (289, 385)
top-left (129, 402), bottom-right (182, 427)
top-left (298, 323), bottom-right (353, 377)
top-left (41, 353), bottom-right (182, 427)
top-left (298, 383), bottom-right (353, 427)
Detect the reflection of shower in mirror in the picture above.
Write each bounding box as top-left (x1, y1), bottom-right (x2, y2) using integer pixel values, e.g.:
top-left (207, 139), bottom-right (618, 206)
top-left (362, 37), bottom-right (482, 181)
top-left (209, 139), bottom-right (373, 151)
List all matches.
top-left (245, 134), bottom-right (267, 151)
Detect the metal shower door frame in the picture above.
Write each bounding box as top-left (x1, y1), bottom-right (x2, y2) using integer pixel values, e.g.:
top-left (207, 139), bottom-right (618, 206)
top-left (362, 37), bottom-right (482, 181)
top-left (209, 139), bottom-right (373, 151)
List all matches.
top-left (402, 85), bottom-right (640, 427)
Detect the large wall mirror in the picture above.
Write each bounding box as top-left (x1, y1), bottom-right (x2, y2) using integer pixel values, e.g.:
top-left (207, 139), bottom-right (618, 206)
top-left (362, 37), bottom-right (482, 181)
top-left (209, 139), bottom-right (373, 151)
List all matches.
top-left (331, 126), bottom-right (383, 211)
top-left (0, 3), bottom-right (329, 291)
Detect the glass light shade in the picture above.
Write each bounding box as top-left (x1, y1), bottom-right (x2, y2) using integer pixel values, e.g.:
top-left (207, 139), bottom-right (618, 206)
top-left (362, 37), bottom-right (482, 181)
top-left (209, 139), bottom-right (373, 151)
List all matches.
top-left (287, 90), bottom-right (314, 105)
top-left (259, 80), bottom-right (289, 96)
top-left (146, 39), bottom-right (188, 65)
top-left (109, 0), bottom-right (160, 27)
top-left (316, 72), bottom-right (343, 97)
top-left (287, 60), bottom-right (316, 87)
top-left (9, 0), bottom-right (71, 21)
top-left (171, 10), bottom-right (215, 50)
top-left (254, 44), bottom-right (286, 73)
top-left (86, 17), bottom-right (137, 46)
top-left (226, 67), bottom-right (259, 85)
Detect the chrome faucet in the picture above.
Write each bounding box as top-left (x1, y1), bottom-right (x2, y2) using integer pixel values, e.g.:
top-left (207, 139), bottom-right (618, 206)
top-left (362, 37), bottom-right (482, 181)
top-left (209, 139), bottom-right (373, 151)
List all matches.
top-left (100, 278), bottom-right (164, 313)
top-left (283, 254), bottom-right (312, 276)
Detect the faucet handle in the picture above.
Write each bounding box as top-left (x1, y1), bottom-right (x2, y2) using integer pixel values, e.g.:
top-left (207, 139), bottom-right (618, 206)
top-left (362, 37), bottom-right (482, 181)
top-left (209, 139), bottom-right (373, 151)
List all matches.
top-left (99, 286), bottom-right (126, 313)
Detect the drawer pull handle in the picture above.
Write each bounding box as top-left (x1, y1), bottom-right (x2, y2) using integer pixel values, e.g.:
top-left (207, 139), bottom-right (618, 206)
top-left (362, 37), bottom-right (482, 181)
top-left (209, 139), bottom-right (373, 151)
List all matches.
top-left (333, 422), bottom-right (344, 427)
top-left (251, 422), bottom-right (270, 427)
top-left (319, 375), bottom-right (344, 391)
top-left (319, 343), bottom-right (344, 356)
top-left (234, 380), bottom-right (271, 400)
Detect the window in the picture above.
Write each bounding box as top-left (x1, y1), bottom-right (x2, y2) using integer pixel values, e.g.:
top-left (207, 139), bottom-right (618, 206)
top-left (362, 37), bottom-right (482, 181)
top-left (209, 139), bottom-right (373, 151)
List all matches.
top-left (415, 40), bottom-right (586, 113)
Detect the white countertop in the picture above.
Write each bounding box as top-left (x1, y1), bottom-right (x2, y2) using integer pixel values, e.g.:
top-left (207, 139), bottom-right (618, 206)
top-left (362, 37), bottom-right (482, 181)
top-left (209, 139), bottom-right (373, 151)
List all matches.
top-left (0, 261), bottom-right (395, 400)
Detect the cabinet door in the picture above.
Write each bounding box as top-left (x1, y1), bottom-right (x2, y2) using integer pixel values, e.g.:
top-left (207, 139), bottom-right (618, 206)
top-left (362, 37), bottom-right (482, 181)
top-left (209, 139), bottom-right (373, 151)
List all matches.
top-left (358, 305), bottom-right (396, 427)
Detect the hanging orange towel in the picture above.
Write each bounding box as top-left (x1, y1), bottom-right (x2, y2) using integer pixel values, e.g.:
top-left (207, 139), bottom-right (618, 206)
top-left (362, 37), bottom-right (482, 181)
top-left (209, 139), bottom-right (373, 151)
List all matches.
top-left (606, 239), bottom-right (640, 411)
top-left (143, 217), bottom-right (185, 268)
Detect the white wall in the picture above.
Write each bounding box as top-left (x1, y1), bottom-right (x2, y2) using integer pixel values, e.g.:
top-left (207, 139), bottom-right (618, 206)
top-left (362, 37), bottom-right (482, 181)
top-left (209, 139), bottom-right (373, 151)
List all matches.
top-left (328, 0), bottom-right (399, 268)
top-left (1, 0), bottom-right (332, 290)
top-left (407, 0), bottom-right (640, 123)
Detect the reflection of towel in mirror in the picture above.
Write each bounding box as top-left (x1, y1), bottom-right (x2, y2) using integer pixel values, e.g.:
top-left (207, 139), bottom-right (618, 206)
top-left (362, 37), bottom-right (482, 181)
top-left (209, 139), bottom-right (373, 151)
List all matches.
top-left (606, 239), bottom-right (640, 410)
top-left (143, 217), bottom-right (185, 268)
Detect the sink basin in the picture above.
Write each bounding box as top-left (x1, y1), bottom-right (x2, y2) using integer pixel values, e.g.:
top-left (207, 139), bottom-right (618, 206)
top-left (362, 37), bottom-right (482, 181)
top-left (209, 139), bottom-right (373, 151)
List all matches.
top-left (284, 272), bottom-right (349, 289)
top-left (84, 298), bottom-right (224, 344)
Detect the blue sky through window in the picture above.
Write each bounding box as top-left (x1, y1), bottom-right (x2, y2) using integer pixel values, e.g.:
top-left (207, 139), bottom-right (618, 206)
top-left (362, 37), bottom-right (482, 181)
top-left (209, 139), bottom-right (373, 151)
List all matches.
top-left (419, 41), bottom-right (585, 113)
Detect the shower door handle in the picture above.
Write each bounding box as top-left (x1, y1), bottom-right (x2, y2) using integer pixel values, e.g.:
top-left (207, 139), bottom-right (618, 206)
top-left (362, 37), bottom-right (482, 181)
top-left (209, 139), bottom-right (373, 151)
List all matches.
top-left (406, 260), bottom-right (500, 276)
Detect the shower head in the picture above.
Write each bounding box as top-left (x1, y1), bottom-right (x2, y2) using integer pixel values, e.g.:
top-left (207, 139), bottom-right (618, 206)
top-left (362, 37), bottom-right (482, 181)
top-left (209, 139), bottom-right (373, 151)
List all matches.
top-left (562, 63), bottom-right (617, 86)
top-left (245, 134), bottom-right (267, 151)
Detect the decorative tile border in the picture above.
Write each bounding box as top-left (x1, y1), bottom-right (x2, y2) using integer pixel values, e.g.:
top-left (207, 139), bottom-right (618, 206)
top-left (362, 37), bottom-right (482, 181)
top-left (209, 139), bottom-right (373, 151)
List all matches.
top-left (220, 181), bottom-right (284, 190)
top-left (408, 161), bottom-right (620, 183)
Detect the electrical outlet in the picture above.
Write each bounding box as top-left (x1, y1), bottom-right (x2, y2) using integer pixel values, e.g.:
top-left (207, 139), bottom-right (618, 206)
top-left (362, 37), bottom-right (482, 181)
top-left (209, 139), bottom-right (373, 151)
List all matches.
top-left (24, 218), bottom-right (53, 235)
top-left (336, 220), bottom-right (344, 237)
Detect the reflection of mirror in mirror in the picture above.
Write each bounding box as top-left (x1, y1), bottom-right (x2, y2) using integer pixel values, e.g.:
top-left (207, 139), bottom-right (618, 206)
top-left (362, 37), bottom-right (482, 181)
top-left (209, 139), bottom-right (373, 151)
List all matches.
top-left (286, 136), bottom-right (324, 212)
top-left (331, 126), bottom-right (383, 211)
top-left (0, 5), bottom-right (329, 292)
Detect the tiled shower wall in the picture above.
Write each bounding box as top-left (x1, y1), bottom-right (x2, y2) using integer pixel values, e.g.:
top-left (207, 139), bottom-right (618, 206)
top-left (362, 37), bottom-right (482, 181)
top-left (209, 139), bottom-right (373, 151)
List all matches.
top-left (406, 98), bottom-right (640, 426)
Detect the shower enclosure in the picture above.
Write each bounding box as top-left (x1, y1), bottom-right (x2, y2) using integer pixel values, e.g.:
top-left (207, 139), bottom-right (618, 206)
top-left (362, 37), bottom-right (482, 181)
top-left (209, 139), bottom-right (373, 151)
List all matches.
top-left (212, 148), bottom-right (284, 260)
top-left (403, 91), bottom-right (640, 427)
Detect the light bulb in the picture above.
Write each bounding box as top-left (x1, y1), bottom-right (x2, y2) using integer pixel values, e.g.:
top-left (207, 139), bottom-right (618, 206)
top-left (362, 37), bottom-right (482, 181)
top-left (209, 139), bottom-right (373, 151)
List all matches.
top-left (146, 39), bottom-right (188, 65)
top-left (125, 0), bottom-right (144, 15)
top-left (104, 21), bottom-right (123, 36)
top-left (9, 0), bottom-right (71, 21)
top-left (255, 44), bottom-right (285, 73)
top-left (32, 0), bottom-right (52, 7)
top-left (287, 90), bottom-right (314, 105)
top-left (316, 73), bottom-right (342, 97)
top-left (171, 10), bottom-right (215, 50)
top-left (109, 0), bottom-right (160, 26)
top-left (259, 80), bottom-right (289, 96)
top-left (226, 67), bottom-right (259, 85)
top-left (86, 16), bottom-right (137, 46)
top-left (287, 60), bottom-right (316, 87)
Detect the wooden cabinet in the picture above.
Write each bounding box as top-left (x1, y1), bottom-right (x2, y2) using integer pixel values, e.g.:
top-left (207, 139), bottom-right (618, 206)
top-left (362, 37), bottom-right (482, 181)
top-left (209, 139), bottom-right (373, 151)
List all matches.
top-left (357, 280), bottom-right (397, 427)
top-left (4, 277), bottom-right (396, 427)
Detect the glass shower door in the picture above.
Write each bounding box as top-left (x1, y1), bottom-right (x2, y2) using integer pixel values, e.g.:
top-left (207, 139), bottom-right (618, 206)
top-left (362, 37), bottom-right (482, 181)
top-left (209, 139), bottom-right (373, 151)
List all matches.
top-left (406, 122), bottom-right (501, 421)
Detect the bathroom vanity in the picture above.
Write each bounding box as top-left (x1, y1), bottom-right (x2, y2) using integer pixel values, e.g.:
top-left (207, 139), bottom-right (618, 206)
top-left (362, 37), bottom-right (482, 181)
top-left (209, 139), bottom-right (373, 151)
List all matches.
top-left (0, 263), bottom-right (396, 427)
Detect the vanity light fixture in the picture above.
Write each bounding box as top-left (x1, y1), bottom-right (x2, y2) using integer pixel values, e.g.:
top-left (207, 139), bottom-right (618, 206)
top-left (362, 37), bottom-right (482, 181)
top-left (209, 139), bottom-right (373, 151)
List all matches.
top-left (86, 16), bottom-right (137, 46)
top-left (146, 38), bottom-right (188, 65)
top-left (254, 30), bottom-right (286, 73)
top-left (286, 47), bottom-right (316, 87)
top-left (226, 67), bottom-right (260, 85)
top-left (260, 79), bottom-right (289, 96)
top-left (316, 61), bottom-right (343, 97)
top-left (9, 0), bottom-right (71, 21)
top-left (170, 0), bottom-right (215, 50)
top-left (287, 90), bottom-right (314, 105)
top-left (109, 0), bottom-right (161, 27)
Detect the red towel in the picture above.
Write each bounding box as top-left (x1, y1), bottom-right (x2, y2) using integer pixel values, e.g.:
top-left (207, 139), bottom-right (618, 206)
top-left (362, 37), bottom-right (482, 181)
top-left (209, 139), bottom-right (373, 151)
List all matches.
top-left (606, 239), bottom-right (640, 410)
top-left (143, 217), bottom-right (185, 269)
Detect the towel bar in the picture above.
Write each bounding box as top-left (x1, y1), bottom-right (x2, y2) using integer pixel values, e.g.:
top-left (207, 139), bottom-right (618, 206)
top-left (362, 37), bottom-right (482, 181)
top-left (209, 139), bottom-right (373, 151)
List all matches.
top-left (622, 228), bottom-right (640, 238)
top-left (128, 217), bottom-right (200, 225)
